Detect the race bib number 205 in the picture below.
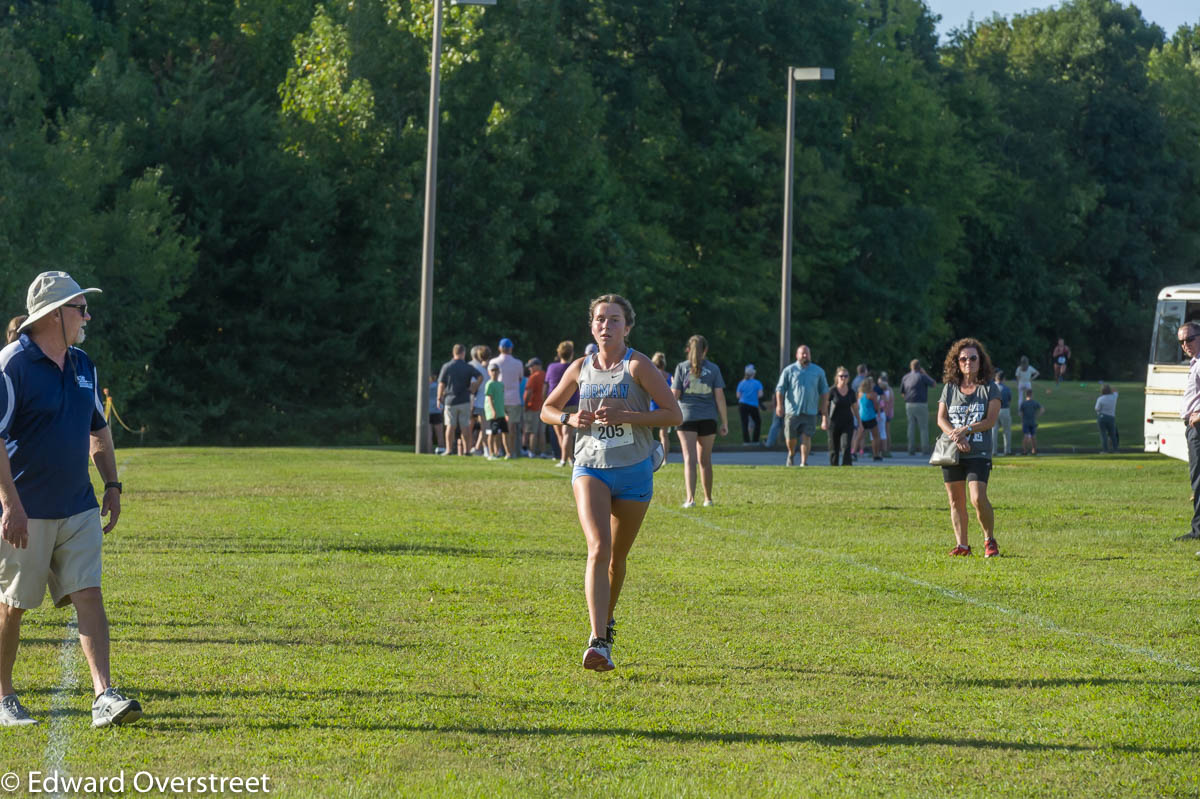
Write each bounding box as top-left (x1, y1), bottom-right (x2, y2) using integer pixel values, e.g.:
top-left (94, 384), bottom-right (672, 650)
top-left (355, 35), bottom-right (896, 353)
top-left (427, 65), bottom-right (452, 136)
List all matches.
top-left (592, 423), bottom-right (633, 449)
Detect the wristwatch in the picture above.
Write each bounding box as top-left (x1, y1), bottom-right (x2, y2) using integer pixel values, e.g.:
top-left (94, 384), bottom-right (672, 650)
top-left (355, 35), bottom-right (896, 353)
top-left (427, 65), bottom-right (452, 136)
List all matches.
top-left (560, 412), bottom-right (571, 425)
top-left (104, 481), bottom-right (123, 494)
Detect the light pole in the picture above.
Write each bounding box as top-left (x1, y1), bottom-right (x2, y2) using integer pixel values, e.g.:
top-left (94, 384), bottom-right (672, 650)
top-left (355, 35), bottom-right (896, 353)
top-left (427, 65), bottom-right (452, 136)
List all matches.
top-left (415, 0), bottom-right (497, 454)
top-left (779, 66), bottom-right (834, 377)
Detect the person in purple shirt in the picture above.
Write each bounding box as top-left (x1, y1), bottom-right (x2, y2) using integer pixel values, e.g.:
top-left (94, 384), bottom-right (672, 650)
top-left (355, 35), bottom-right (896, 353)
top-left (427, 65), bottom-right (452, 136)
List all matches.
top-left (0, 272), bottom-right (142, 728)
top-left (1176, 322), bottom-right (1200, 540)
top-left (546, 340), bottom-right (579, 467)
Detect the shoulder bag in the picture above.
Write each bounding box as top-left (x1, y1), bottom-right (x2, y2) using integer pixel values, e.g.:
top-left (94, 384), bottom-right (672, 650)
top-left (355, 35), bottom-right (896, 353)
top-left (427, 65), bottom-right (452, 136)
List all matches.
top-left (929, 434), bottom-right (960, 466)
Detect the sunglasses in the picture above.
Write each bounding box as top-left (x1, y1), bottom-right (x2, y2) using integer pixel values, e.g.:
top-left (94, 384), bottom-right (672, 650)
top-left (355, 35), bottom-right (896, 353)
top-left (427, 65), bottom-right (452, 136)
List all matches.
top-left (958, 355), bottom-right (978, 363)
top-left (62, 303), bottom-right (89, 316)
top-left (1180, 335), bottom-right (1198, 344)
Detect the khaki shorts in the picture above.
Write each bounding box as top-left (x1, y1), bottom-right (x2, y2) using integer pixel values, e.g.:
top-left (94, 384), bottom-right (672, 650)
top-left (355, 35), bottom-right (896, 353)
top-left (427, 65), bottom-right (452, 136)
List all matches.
top-left (444, 403), bottom-right (471, 431)
top-left (786, 413), bottom-right (818, 440)
top-left (505, 405), bottom-right (523, 426)
top-left (0, 508), bottom-right (103, 609)
top-left (525, 413), bottom-right (545, 436)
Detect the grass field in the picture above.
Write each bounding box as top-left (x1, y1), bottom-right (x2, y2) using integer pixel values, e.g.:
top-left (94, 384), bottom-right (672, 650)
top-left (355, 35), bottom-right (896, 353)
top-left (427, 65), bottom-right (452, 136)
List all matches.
top-left (717, 379), bottom-right (1144, 452)
top-left (4, 448), bottom-right (1199, 797)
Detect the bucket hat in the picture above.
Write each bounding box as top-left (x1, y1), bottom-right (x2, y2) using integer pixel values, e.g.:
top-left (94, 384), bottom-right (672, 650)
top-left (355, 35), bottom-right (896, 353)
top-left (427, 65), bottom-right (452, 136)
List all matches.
top-left (18, 271), bottom-right (101, 332)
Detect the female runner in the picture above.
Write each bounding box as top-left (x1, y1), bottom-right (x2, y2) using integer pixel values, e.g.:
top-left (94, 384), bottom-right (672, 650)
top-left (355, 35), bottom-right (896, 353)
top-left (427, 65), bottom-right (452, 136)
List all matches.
top-left (541, 294), bottom-right (681, 671)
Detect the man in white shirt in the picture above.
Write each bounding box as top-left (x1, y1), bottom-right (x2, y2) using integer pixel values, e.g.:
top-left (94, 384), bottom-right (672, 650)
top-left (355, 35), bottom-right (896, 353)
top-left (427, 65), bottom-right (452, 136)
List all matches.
top-left (489, 338), bottom-right (524, 459)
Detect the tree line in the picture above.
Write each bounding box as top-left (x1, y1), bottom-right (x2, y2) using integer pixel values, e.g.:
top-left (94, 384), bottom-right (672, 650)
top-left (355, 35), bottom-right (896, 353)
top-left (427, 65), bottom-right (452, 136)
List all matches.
top-left (1, 0), bottom-right (1196, 444)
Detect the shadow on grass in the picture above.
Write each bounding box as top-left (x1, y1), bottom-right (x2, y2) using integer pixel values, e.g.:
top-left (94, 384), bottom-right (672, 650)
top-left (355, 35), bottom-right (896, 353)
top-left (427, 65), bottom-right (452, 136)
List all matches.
top-left (130, 719), bottom-right (1199, 756)
top-left (953, 676), bottom-right (1200, 689)
top-left (126, 540), bottom-right (574, 560)
top-left (18, 635), bottom-right (407, 650)
top-left (650, 663), bottom-right (1200, 690)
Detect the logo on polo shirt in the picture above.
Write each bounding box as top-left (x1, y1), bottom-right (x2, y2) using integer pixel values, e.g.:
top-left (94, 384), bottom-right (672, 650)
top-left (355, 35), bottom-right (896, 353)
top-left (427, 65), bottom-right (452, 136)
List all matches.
top-left (76, 374), bottom-right (94, 390)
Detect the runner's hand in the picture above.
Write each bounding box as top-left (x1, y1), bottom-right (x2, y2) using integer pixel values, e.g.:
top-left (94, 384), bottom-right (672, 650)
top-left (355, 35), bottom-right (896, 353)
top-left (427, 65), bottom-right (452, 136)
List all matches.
top-left (594, 407), bottom-right (628, 425)
top-left (575, 410), bottom-right (596, 428)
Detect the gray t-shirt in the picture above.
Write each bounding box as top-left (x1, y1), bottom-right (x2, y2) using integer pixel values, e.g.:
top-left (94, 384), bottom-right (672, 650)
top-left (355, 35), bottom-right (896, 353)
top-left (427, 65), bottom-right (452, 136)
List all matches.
top-left (672, 360), bottom-right (725, 422)
top-left (939, 382), bottom-right (999, 458)
top-left (438, 359), bottom-right (480, 406)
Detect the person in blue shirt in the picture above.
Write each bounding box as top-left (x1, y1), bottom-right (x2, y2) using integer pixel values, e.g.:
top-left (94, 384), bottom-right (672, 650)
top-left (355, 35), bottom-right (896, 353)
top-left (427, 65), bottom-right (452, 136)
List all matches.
top-left (0, 272), bottom-right (142, 728)
top-left (774, 345), bottom-right (829, 466)
top-left (736, 365), bottom-right (764, 445)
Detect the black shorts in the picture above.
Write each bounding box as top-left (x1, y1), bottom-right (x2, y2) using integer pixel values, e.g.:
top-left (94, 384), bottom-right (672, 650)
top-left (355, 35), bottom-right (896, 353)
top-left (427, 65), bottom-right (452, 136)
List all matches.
top-left (678, 418), bottom-right (718, 436)
top-left (489, 418), bottom-right (509, 435)
top-left (429, 413), bottom-right (442, 426)
top-left (861, 418), bottom-right (878, 430)
top-left (942, 457), bottom-right (991, 484)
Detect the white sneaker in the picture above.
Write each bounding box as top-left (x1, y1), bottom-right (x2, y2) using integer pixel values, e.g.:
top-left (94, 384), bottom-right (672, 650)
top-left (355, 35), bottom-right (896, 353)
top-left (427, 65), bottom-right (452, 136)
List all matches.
top-left (0, 693), bottom-right (38, 726)
top-left (91, 687), bottom-right (142, 728)
top-left (702, 499), bottom-right (714, 507)
top-left (681, 500), bottom-right (695, 509)
top-left (785, 455), bottom-right (794, 466)
top-left (582, 637), bottom-right (614, 671)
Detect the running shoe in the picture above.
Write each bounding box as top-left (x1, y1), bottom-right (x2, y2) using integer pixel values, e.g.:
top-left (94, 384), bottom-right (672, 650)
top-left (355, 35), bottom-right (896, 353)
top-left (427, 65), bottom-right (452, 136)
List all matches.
top-left (681, 500), bottom-right (695, 509)
top-left (948, 545), bottom-right (972, 556)
top-left (0, 693), bottom-right (38, 726)
top-left (91, 687), bottom-right (143, 728)
top-left (582, 637), bottom-right (614, 671)
top-left (702, 499), bottom-right (714, 507)
top-left (984, 538), bottom-right (1000, 558)
top-left (606, 618), bottom-right (616, 644)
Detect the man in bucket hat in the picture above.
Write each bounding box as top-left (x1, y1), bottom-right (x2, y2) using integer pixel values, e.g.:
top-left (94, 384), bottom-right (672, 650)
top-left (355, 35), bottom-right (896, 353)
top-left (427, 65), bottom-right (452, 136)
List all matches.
top-left (0, 271), bottom-right (143, 728)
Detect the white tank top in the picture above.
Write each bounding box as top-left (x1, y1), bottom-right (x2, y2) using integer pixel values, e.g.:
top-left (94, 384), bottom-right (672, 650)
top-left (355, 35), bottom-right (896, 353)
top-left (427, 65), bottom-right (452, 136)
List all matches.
top-left (573, 348), bottom-right (655, 468)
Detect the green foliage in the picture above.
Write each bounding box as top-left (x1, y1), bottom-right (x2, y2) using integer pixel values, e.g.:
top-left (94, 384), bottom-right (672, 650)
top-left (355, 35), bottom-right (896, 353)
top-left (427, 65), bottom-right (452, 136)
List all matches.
top-left (0, 29), bottom-right (194, 412)
top-left (2, 0), bottom-right (1199, 443)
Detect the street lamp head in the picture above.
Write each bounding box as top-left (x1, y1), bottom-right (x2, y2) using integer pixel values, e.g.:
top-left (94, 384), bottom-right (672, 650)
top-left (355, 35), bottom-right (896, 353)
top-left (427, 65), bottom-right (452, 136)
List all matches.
top-left (791, 67), bottom-right (834, 81)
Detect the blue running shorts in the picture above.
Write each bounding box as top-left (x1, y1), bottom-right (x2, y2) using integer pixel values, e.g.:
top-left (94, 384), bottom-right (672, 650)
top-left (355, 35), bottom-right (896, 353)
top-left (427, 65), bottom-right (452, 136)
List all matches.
top-left (572, 456), bottom-right (654, 502)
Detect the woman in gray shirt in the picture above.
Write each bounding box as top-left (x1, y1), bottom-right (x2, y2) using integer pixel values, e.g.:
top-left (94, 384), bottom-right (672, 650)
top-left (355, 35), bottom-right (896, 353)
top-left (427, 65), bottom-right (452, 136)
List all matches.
top-left (937, 338), bottom-right (1002, 558)
top-left (672, 335), bottom-right (728, 508)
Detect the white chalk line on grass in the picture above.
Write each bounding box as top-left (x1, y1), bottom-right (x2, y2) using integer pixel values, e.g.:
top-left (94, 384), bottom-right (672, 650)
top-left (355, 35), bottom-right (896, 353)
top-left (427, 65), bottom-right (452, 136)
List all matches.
top-left (44, 614), bottom-right (81, 798)
top-left (42, 453), bottom-right (137, 793)
top-left (660, 507), bottom-right (1200, 676)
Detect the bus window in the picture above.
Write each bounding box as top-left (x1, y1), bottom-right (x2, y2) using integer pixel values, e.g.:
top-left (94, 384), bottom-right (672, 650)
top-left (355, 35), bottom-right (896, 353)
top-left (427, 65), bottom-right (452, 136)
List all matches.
top-left (1151, 300), bottom-right (1200, 364)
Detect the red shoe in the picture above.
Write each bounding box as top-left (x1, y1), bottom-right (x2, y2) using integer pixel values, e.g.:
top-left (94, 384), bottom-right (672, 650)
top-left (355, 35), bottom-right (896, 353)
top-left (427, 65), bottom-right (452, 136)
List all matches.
top-left (949, 545), bottom-right (972, 556)
top-left (984, 538), bottom-right (1000, 558)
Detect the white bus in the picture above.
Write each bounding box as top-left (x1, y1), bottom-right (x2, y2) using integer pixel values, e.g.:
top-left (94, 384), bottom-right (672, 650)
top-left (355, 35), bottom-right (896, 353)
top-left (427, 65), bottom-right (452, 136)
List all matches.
top-left (1145, 283), bottom-right (1200, 461)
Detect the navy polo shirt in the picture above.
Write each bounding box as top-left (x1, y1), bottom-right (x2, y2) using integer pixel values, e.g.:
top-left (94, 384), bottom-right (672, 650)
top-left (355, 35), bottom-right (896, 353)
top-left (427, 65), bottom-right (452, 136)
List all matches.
top-left (0, 334), bottom-right (108, 519)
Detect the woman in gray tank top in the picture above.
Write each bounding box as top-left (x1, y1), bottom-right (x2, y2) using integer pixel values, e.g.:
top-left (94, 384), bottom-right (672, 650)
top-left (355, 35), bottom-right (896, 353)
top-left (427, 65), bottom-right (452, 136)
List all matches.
top-left (936, 337), bottom-right (1003, 558)
top-left (540, 294), bottom-right (682, 673)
